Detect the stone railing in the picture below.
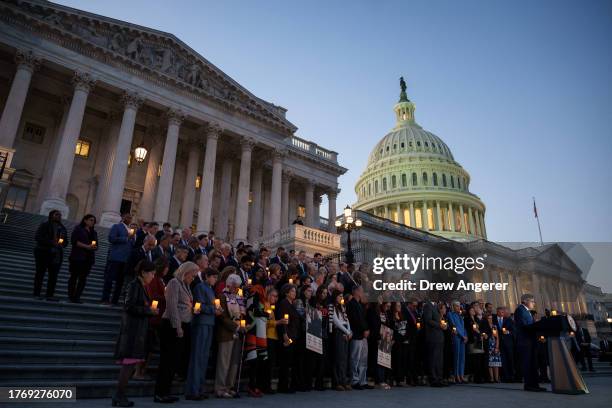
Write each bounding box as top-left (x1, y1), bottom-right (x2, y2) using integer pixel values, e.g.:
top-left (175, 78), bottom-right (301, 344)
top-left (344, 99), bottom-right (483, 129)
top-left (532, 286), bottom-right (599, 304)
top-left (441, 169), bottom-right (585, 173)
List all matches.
top-left (287, 135), bottom-right (338, 163)
top-left (259, 224), bottom-right (341, 256)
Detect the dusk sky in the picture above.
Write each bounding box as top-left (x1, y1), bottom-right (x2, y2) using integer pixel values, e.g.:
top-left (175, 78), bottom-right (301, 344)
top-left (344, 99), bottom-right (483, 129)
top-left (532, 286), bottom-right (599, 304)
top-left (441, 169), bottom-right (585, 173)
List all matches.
top-left (56, 1), bottom-right (612, 247)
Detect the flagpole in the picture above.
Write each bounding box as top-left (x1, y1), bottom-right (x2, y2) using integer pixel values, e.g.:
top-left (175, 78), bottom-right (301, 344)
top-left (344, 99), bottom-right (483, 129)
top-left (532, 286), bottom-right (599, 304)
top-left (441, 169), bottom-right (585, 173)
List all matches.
top-left (533, 197), bottom-right (543, 246)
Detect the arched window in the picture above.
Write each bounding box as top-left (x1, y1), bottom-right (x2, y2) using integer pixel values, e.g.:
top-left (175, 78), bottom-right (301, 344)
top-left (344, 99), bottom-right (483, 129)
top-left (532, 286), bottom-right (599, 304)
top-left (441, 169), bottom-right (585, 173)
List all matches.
top-left (422, 172), bottom-right (428, 185)
top-left (401, 142), bottom-right (405, 148)
top-left (375, 180), bottom-right (379, 193)
top-left (417, 141), bottom-right (421, 147)
top-left (412, 172), bottom-right (418, 185)
top-left (382, 178), bottom-right (387, 191)
top-left (391, 175), bottom-right (397, 189)
top-left (457, 177), bottom-right (461, 190)
top-left (451, 175), bottom-right (455, 188)
top-left (433, 173), bottom-right (438, 186)
top-left (442, 174), bottom-right (447, 187)
top-left (401, 173), bottom-right (407, 187)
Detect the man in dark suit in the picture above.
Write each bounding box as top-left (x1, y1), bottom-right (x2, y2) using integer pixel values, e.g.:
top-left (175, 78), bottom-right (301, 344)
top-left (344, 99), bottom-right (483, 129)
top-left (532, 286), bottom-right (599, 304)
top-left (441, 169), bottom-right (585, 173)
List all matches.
top-left (127, 235), bottom-right (156, 278)
top-left (166, 246), bottom-right (188, 284)
top-left (403, 300), bottom-right (420, 385)
top-left (102, 212), bottom-right (135, 305)
top-left (152, 234), bottom-right (171, 261)
top-left (296, 250), bottom-right (308, 279)
top-left (195, 234), bottom-right (208, 255)
top-left (218, 243), bottom-right (238, 271)
top-left (423, 299), bottom-right (447, 387)
top-left (514, 294), bottom-right (546, 392)
top-left (269, 247), bottom-right (287, 274)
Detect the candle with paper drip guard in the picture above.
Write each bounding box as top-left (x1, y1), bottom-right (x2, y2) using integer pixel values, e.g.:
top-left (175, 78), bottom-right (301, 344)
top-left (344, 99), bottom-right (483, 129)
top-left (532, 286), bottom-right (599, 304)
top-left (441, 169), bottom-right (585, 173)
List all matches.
top-left (340, 298), bottom-right (345, 306)
top-left (91, 240), bottom-right (97, 247)
top-left (129, 228), bottom-right (135, 236)
top-left (551, 310), bottom-right (558, 316)
top-left (288, 278), bottom-right (293, 284)
top-left (214, 298), bottom-right (221, 309)
top-left (416, 321), bottom-right (421, 330)
top-left (284, 314), bottom-right (289, 323)
top-left (58, 237), bottom-right (64, 245)
top-left (151, 300), bottom-right (159, 310)
top-left (237, 288), bottom-right (243, 297)
top-left (240, 319), bottom-right (246, 328)
top-left (194, 302), bottom-right (201, 313)
top-left (502, 327), bottom-right (509, 335)
top-left (271, 305), bottom-right (275, 311)
top-left (247, 278), bottom-right (252, 285)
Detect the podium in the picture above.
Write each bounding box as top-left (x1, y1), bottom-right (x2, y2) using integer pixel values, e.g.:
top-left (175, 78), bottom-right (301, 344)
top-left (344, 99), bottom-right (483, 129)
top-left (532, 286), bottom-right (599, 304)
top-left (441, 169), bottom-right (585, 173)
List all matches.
top-left (531, 315), bottom-right (589, 395)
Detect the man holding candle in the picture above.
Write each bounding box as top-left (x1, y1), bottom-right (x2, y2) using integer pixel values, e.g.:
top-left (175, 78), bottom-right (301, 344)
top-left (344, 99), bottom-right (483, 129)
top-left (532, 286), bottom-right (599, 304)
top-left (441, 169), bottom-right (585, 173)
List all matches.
top-left (346, 286), bottom-right (372, 390)
top-left (102, 212), bottom-right (135, 305)
top-left (514, 294), bottom-right (546, 392)
top-left (33, 209), bottom-right (68, 301)
top-left (186, 267), bottom-right (220, 400)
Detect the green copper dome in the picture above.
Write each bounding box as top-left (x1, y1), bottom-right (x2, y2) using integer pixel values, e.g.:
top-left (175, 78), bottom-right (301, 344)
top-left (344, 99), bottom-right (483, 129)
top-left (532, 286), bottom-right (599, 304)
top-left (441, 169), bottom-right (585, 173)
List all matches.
top-left (354, 78), bottom-right (487, 241)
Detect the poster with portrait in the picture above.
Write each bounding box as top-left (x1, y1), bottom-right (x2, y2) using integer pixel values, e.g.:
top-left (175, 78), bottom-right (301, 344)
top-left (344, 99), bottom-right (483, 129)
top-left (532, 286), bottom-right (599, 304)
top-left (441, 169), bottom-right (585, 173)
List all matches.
top-left (305, 307), bottom-right (323, 354)
top-left (377, 324), bottom-right (393, 369)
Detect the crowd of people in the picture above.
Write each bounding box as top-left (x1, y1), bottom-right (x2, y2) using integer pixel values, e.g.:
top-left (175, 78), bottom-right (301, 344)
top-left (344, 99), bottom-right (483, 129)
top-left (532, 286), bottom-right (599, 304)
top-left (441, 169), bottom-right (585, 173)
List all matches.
top-left (31, 210), bottom-right (600, 407)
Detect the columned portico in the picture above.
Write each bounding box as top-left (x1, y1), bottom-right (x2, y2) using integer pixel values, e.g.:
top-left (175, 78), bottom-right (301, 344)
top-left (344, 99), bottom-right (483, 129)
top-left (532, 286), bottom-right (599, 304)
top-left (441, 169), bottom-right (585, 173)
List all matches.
top-left (153, 109), bottom-right (184, 223)
top-left (139, 129), bottom-right (162, 221)
top-left (248, 166), bottom-right (263, 241)
top-left (100, 92), bottom-right (143, 227)
top-left (40, 71), bottom-right (95, 218)
top-left (233, 137), bottom-right (254, 244)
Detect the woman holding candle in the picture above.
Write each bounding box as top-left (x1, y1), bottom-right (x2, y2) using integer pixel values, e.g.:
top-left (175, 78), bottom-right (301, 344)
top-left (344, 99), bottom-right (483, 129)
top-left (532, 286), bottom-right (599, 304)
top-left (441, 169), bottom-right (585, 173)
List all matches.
top-left (153, 262), bottom-right (198, 403)
top-left (448, 301), bottom-right (467, 384)
top-left (275, 283), bottom-right (301, 393)
top-left (33, 209), bottom-right (68, 301)
top-left (331, 290), bottom-right (352, 391)
top-left (113, 260), bottom-right (157, 407)
top-left (214, 274), bottom-right (245, 398)
top-left (67, 214), bottom-right (98, 303)
top-left (484, 313), bottom-right (502, 382)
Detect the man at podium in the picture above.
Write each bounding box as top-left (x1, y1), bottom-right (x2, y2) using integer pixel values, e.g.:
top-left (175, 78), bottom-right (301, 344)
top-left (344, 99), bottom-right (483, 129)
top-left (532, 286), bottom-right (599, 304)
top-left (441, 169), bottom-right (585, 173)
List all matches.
top-left (514, 294), bottom-right (547, 392)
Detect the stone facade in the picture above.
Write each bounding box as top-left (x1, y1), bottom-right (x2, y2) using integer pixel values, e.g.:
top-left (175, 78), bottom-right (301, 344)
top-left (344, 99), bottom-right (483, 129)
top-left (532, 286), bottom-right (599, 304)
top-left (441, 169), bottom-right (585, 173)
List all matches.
top-left (0, 0), bottom-right (346, 245)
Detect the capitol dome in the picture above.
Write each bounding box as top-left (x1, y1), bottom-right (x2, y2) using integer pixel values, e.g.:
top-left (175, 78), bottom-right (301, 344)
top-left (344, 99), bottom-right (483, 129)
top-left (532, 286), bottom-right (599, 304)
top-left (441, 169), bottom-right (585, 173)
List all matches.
top-left (354, 78), bottom-right (486, 241)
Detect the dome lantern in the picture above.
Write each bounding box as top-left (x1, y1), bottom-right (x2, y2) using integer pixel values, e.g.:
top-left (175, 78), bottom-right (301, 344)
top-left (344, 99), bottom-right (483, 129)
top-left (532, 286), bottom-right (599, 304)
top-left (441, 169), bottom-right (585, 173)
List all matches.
top-left (394, 76), bottom-right (416, 126)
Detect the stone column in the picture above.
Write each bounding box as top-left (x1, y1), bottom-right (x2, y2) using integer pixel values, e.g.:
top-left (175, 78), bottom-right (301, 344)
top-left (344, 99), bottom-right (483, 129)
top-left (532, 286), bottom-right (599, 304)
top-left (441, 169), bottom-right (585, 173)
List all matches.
top-left (153, 109), bottom-right (184, 223)
top-left (196, 124), bottom-right (221, 233)
top-left (0, 50), bottom-right (41, 150)
top-left (304, 179), bottom-right (314, 228)
top-left (216, 158), bottom-right (233, 240)
top-left (467, 207), bottom-right (475, 236)
top-left (328, 189), bottom-right (338, 232)
top-left (100, 92), bottom-right (143, 226)
top-left (480, 212), bottom-right (487, 238)
top-left (180, 139), bottom-right (200, 227)
top-left (248, 166), bottom-right (263, 240)
top-left (233, 137), bottom-right (255, 243)
top-left (314, 196), bottom-right (322, 228)
top-left (409, 202), bottom-right (416, 228)
top-left (281, 170), bottom-right (292, 229)
top-left (459, 204), bottom-right (466, 233)
top-left (396, 202), bottom-right (404, 225)
top-left (138, 128), bottom-right (162, 221)
top-left (448, 202), bottom-right (455, 232)
top-left (40, 72), bottom-right (95, 218)
top-left (269, 151), bottom-right (284, 233)
top-left (436, 201), bottom-right (442, 231)
top-left (422, 201), bottom-right (429, 231)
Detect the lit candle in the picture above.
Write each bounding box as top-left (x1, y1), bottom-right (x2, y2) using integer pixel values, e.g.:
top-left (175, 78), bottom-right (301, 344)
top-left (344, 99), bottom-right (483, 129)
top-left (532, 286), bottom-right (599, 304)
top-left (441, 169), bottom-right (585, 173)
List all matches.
top-left (91, 240), bottom-right (97, 246)
top-left (492, 328), bottom-right (498, 336)
top-left (194, 302), bottom-right (201, 313)
top-left (271, 305), bottom-right (275, 311)
top-left (472, 323), bottom-right (478, 330)
top-left (240, 319), bottom-right (246, 328)
top-left (284, 313), bottom-right (289, 322)
top-left (288, 338), bottom-right (293, 344)
top-left (288, 278), bottom-right (293, 284)
top-left (539, 335), bottom-right (545, 342)
top-left (502, 327), bottom-right (508, 335)
top-left (151, 300), bottom-right (158, 310)
top-left (340, 298), bottom-right (345, 306)
top-left (551, 310), bottom-right (557, 316)
top-left (129, 228), bottom-right (135, 236)
top-left (569, 331), bottom-right (575, 337)
top-left (266, 309), bottom-right (272, 314)
top-left (248, 278), bottom-right (252, 285)
top-left (214, 299), bottom-right (221, 308)
top-left (58, 238), bottom-right (64, 244)
top-left (452, 327), bottom-right (457, 334)
top-left (416, 322), bottom-right (421, 330)
top-left (238, 288), bottom-right (243, 297)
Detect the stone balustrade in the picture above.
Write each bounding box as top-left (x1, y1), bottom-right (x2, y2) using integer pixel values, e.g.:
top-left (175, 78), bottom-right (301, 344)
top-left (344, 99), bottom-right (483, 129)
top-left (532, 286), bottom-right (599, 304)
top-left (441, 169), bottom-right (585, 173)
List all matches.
top-left (260, 224), bottom-right (341, 256)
